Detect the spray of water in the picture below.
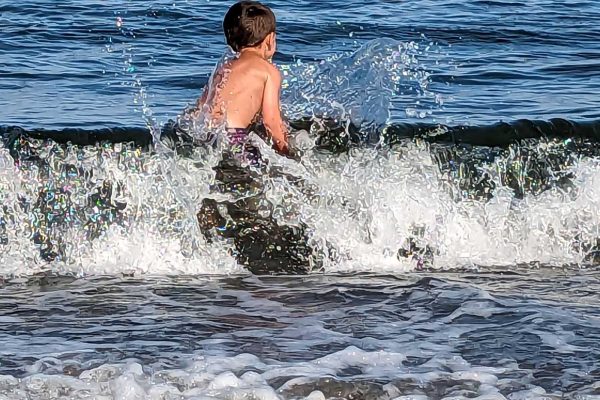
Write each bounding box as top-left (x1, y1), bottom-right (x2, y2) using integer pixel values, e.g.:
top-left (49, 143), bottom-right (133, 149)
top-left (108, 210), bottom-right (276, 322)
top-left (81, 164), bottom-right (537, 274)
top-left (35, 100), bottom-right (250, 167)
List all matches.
top-left (281, 38), bottom-right (438, 132)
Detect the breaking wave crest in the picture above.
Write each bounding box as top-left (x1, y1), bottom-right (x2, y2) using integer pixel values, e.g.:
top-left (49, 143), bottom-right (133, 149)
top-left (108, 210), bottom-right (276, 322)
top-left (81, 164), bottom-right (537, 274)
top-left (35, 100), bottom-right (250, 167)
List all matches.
top-left (0, 116), bottom-right (598, 276)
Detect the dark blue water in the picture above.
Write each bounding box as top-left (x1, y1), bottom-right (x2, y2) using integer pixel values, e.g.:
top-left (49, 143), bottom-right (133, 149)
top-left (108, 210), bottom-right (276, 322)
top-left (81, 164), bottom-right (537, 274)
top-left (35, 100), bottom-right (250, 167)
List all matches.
top-left (1, 1), bottom-right (600, 399)
top-left (1, 0), bottom-right (599, 128)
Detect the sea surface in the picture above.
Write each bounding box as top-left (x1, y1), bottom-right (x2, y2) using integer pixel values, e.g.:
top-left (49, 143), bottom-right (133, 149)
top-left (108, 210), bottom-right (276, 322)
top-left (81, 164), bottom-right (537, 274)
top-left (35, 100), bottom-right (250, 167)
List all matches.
top-left (1, 0), bottom-right (600, 399)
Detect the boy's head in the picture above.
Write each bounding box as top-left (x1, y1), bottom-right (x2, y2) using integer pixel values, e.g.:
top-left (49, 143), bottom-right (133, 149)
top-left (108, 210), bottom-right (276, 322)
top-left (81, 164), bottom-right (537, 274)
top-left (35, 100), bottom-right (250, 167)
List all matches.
top-left (223, 1), bottom-right (276, 53)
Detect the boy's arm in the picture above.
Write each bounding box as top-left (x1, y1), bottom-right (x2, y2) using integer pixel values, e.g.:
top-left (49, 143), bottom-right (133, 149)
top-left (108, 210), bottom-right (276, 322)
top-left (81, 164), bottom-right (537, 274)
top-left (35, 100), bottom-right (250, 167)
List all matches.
top-left (261, 64), bottom-right (289, 155)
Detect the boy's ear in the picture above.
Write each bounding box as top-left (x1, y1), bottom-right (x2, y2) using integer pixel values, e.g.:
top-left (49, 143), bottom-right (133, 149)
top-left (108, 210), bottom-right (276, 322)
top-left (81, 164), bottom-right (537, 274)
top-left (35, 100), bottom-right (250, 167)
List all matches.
top-left (266, 32), bottom-right (276, 50)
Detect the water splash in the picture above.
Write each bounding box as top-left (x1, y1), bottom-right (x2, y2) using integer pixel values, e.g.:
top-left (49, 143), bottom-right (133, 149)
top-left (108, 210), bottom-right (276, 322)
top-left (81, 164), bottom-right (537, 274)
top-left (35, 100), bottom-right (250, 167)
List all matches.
top-left (256, 137), bottom-right (600, 271)
top-left (281, 38), bottom-right (440, 135)
top-left (0, 137), bottom-right (240, 276)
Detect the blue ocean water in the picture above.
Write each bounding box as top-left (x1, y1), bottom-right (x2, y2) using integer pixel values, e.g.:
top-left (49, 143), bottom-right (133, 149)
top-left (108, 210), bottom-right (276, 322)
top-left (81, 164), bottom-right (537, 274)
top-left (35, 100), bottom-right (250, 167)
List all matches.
top-left (1, 0), bottom-right (599, 128)
top-left (1, 1), bottom-right (600, 399)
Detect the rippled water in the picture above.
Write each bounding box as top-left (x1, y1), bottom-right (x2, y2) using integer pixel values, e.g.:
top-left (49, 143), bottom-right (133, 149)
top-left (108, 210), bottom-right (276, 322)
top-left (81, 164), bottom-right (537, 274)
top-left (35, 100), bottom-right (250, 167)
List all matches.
top-left (2, 270), bottom-right (600, 399)
top-left (2, 0), bottom-right (600, 127)
top-left (1, 0), bottom-right (600, 399)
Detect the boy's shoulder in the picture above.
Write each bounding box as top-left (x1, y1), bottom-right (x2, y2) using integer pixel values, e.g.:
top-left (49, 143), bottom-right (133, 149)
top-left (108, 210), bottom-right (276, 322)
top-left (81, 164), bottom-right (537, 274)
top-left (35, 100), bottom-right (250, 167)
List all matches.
top-left (257, 60), bottom-right (281, 88)
top-left (263, 61), bottom-right (281, 85)
top-left (244, 56), bottom-right (280, 77)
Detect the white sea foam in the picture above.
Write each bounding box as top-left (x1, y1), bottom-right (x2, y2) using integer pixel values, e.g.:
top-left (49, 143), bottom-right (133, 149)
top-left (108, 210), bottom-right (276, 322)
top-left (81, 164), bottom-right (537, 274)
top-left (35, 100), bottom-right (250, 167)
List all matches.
top-left (0, 347), bottom-right (572, 399)
top-left (260, 140), bottom-right (600, 272)
top-left (0, 135), bottom-right (598, 276)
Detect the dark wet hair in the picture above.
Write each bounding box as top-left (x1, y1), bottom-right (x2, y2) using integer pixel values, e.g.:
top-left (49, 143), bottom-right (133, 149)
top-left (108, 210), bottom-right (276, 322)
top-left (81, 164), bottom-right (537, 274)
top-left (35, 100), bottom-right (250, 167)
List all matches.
top-left (223, 1), bottom-right (276, 52)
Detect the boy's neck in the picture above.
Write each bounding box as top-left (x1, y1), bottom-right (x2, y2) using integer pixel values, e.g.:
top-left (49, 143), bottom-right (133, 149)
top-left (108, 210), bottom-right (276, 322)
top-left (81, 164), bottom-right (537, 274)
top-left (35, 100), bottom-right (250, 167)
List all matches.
top-left (239, 46), bottom-right (269, 61)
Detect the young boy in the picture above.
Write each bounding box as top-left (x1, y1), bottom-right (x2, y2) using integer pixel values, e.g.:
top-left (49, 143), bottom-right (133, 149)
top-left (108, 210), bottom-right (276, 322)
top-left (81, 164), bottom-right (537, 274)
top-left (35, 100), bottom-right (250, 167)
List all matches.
top-left (196, 1), bottom-right (289, 161)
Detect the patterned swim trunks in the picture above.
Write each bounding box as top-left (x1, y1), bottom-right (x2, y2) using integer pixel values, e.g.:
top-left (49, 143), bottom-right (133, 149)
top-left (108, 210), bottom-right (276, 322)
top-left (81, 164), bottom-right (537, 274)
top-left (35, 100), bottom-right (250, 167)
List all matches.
top-left (226, 127), bottom-right (262, 166)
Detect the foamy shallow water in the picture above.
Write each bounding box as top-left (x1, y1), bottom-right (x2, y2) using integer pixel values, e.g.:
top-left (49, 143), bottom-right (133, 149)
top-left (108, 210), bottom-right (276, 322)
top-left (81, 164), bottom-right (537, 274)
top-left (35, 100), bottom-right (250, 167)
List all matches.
top-left (1, 271), bottom-right (598, 399)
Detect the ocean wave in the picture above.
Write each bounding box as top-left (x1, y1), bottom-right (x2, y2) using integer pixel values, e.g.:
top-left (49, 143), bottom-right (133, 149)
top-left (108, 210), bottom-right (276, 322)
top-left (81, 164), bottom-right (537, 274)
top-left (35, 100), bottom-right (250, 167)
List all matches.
top-left (0, 117), bottom-right (598, 276)
top-left (2, 117), bottom-right (599, 149)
